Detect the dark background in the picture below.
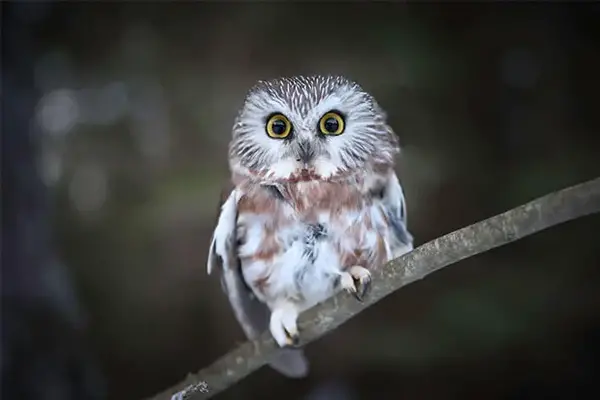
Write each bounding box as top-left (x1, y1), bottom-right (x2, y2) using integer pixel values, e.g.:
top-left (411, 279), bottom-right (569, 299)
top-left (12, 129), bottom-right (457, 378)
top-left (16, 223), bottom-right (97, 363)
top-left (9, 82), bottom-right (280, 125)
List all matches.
top-left (2, 2), bottom-right (600, 400)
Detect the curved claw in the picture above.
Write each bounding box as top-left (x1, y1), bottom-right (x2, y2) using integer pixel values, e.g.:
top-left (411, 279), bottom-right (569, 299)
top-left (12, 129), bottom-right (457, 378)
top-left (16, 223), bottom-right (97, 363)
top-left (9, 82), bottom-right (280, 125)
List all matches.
top-left (285, 330), bottom-right (300, 347)
top-left (353, 275), bottom-right (371, 302)
top-left (340, 266), bottom-right (372, 302)
top-left (270, 304), bottom-right (300, 348)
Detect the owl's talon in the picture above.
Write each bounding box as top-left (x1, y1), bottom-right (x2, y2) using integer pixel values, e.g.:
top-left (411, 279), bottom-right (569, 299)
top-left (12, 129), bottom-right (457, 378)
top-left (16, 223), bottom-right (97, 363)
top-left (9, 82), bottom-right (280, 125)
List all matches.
top-left (342, 266), bottom-right (372, 302)
top-left (354, 276), bottom-right (371, 302)
top-left (340, 272), bottom-right (357, 294)
top-left (270, 304), bottom-right (300, 348)
top-left (285, 330), bottom-right (300, 347)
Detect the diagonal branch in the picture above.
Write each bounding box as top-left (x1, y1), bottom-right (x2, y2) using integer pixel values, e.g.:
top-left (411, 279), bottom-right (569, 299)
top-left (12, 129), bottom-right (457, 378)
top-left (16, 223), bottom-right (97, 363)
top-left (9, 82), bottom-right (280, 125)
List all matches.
top-left (148, 177), bottom-right (600, 400)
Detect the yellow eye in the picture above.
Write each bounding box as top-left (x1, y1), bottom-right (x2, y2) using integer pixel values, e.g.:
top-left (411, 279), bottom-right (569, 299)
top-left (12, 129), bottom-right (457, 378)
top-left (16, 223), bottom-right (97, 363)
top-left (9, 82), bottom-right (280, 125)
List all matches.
top-left (318, 111), bottom-right (345, 135)
top-left (266, 114), bottom-right (292, 139)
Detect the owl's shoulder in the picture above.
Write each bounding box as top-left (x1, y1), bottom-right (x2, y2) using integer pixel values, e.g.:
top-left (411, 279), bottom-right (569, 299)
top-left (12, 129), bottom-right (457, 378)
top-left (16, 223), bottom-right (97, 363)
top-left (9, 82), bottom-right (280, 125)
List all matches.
top-left (236, 183), bottom-right (283, 215)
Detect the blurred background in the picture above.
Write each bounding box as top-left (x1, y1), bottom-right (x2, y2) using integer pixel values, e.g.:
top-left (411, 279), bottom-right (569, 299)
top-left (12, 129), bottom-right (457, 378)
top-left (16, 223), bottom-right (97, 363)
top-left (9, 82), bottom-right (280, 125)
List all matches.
top-left (2, 2), bottom-right (600, 400)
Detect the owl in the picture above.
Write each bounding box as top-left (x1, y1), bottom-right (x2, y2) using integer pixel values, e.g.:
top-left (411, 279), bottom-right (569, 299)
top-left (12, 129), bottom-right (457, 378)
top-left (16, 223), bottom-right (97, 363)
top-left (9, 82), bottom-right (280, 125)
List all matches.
top-left (207, 75), bottom-right (413, 378)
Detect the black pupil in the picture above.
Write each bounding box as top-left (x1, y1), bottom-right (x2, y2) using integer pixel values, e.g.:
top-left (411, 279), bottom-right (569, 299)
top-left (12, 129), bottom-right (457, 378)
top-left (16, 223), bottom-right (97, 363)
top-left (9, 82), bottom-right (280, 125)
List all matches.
top-left (324, 117), bottom-right (339, 132)
top-left (271, 119), bottom-right (286, 135)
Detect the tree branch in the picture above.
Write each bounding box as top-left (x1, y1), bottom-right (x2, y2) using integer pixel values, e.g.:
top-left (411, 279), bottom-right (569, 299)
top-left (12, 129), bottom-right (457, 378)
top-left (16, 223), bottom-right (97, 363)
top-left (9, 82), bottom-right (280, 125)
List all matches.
top-left (148, 177), bottom-right (600, 400)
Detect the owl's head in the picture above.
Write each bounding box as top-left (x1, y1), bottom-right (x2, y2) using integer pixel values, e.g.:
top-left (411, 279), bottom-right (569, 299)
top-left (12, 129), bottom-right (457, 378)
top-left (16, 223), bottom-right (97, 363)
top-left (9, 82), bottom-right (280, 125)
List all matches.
top-left (229, 75), bottom-right (399, 182)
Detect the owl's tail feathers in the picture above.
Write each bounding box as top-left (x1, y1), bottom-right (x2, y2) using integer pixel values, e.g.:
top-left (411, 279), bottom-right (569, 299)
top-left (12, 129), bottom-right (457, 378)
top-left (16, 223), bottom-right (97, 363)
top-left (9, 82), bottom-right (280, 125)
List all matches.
top-left (268, 348), bottom-right (309, 378)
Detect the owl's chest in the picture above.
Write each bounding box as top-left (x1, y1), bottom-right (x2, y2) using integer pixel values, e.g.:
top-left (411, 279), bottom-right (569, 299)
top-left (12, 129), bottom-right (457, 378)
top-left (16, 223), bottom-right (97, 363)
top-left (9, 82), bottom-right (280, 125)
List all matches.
top-left (237, 182), bottom-right (390, 308)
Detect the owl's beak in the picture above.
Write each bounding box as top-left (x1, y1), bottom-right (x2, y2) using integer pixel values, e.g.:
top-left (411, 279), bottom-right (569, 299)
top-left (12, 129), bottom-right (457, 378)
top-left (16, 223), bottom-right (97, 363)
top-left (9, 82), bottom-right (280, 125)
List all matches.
top-left (297, 140), bottom-right (314, 165)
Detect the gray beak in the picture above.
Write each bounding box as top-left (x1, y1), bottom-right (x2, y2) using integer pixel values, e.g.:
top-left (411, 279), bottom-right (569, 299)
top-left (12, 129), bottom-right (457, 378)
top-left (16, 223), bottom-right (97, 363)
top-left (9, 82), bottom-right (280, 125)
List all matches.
top-left (297, 140), bottom-right (314, 165)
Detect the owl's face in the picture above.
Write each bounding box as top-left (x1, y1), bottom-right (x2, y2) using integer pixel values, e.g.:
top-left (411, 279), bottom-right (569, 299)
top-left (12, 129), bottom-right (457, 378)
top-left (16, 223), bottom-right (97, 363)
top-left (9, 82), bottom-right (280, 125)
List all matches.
top-left (229, 75), bottom-right (399, 182)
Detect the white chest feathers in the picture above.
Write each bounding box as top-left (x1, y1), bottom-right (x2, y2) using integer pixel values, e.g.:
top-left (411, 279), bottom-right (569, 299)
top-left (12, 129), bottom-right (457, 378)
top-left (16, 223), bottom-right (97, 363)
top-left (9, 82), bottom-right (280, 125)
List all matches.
top-left (237, 183), bottom-right (393, 312)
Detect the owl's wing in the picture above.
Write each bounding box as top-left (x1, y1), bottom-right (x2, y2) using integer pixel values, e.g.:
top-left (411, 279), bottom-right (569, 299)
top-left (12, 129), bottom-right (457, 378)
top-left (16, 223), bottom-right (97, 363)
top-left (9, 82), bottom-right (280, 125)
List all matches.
top-left (207, 184), bottom-right (308, 378)
top-left (207, 184), bottom-right (267, 338)
top-left (380, 172), bottom-right (414, 258)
